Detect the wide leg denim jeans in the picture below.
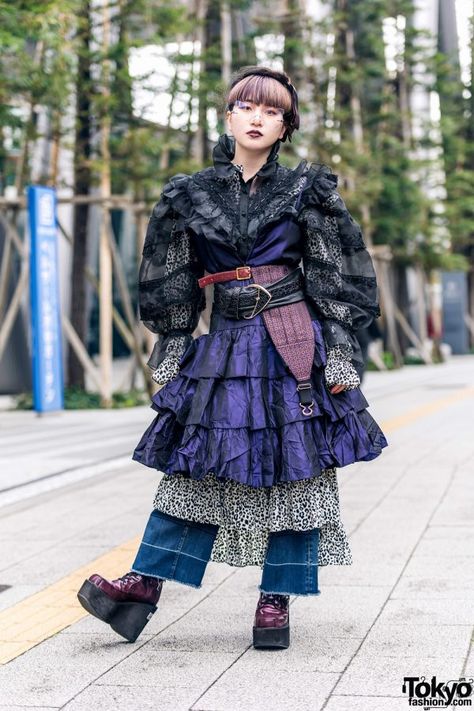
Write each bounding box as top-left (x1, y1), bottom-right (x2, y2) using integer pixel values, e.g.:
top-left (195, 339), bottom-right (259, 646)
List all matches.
top-left (131, 510), bottom-right (320, 596)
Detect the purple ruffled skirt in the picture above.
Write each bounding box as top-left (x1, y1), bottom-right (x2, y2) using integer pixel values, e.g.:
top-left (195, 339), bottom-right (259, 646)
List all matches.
top-left (133, 307), bottom-right (388, 488)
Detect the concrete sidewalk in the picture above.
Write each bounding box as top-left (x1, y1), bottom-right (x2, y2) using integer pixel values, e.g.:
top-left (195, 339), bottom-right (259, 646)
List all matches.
top-left (0, 358), bottom-right (473, 710)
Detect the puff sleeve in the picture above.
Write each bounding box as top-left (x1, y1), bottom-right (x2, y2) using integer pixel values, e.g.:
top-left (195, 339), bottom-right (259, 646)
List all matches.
top-left (138, 174), bottom-right (206, 383)
top-left (298, 164), bottom-right (380, 383)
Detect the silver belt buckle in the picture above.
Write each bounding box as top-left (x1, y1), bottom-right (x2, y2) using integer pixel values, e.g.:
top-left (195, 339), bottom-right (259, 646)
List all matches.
top-left (242, 284), bottom-right (273, 319)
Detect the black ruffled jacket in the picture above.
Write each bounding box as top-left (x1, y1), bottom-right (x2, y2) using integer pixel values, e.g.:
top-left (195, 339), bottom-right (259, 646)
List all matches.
top-left (139, 134), bottom-right (380, 372)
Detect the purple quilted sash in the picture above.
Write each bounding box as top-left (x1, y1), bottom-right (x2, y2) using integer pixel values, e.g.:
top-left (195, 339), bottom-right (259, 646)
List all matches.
top-left (251, 264), bottom-right (316, 416)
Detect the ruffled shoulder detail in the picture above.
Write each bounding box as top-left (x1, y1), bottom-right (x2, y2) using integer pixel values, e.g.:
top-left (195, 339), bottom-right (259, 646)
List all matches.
top-left (152, 173), bottom-right (192, 232)
top-left (142, 173), bottom-right (193, 261)
top-left (299, 163), bottom-right (339, 210)
top-left (299, 162), bottom-right (364, 249)
top-left (185, 167), bottom-right (235, 245)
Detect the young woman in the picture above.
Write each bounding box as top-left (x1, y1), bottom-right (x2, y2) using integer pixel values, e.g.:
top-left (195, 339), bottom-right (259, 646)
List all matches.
top-left (77, 65), bottom-right (388, 650)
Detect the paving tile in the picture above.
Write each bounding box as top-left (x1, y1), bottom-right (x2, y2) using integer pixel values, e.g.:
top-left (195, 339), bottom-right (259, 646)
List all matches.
top-left (325, 696), bottom-right (409, 711)
top-left (391, 555), bottom-right (474, 599)
top-left (1, 545), bottom-right (118, 586)
top-left (0, 631), bottom-right (148, 706)
top-left (0, 584), bottom-right (43, 613)
top-left (321, 555), bottom-right (407, 587)
top-left (0, 707), bottom-right (59, 710)
top-left (70, 514), bottom-right (146, 546)
top-left (146, 600), bottom-right (253, 654)
top-left (292, 585), bottom-right (391, 639)
top-left (381, 598), bottom-right (474, 626)
top-left (333, 654), bottom-right (464, 696)
top-left (234, 632), bottom-right (362, 673)
top-left (0, 539), bottom-right (59, 573)
top-left (431, 505), bottom-right (474, 527)
top-left (192, 667), bottom-right (339, 711)
top-left (360, 623), bottom-right (472, 659)
top-left (95, 649), bottom-right (236, 689)
top-left (415, 526), bottom-right (474, 556)
top-left (465, 642), bottom-right (474, 676)
top-left (61, 684), bottom-right (209, 711)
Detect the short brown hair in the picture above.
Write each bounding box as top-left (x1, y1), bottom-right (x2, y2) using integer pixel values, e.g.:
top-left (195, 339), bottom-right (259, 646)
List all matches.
top-left (225, 65), bottom-right (300, 143)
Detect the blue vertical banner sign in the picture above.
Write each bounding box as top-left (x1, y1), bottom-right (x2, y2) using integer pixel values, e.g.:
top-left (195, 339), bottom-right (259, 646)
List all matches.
top-left (28, 186), bottom-right (64, 413)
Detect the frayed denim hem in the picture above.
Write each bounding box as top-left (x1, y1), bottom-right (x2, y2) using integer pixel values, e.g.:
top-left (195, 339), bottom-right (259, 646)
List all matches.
top-left (258, 586), bottom-right (322, 597)
top-left (130, 567), bottom-right (203, 590)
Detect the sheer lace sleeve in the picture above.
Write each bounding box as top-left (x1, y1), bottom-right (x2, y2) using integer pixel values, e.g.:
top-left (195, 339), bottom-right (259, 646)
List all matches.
top-left (138, 174), bottom-right (206, 374)
top-left (298, 164), bottom-right (380, 368)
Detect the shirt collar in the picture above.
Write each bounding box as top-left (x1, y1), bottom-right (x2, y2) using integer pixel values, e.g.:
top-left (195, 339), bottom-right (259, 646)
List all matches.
top-left (212, 133), bottom-right (281, 180)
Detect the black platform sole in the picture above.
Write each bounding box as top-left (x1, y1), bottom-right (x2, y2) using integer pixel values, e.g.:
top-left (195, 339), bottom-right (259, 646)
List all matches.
top-left (77, 579), bottom-right (157, 642)
top-left (252, 622), bottom-right (290, 649)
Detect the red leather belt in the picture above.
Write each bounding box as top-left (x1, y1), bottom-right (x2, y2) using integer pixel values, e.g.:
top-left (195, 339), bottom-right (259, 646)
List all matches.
top-left (198, 266), bottom-right (252, 288)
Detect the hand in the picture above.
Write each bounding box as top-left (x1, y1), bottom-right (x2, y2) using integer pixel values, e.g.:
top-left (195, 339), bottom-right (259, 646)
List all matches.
top-left (151, 355), bottom-right (181, 386)
top-left (324, 345), bottom-right (361, 393)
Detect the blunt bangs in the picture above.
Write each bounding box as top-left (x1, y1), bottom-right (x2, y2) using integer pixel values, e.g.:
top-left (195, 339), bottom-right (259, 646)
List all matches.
top-left (227, 75), bottom-right (292, 113)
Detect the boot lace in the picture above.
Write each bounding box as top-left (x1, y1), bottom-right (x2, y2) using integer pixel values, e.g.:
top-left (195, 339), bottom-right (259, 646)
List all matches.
top-left (115, 571), bottom-right (142, 584)
top-left (116, 571), bottom-right (164, 587)
top-left (260, 593), bottom-right (289, 609)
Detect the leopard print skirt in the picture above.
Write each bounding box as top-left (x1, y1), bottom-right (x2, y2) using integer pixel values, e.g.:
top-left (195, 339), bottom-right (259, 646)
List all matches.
top-left (152, 468), bottom-right (352, 568)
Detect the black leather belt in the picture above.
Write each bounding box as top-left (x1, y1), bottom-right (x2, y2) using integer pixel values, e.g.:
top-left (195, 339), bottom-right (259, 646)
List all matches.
top-left (213, 267), bottom-right (305, 320)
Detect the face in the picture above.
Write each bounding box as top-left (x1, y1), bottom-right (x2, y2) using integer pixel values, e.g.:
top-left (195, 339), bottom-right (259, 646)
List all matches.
top-left (226, 99), bottom-right (287, 150)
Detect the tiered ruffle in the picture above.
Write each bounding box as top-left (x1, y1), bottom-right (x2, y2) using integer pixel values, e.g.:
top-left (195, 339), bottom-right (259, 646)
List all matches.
top-left (152, 468), bottom-right (353, 568)
top-left (132, 316), bottom-right (387, 488)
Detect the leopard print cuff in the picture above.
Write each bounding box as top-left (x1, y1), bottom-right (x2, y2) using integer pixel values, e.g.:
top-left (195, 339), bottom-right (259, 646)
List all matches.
top-left (324, 346), bottom-right (360, 390)
top-left (151, 355), bottom-right (181, 386)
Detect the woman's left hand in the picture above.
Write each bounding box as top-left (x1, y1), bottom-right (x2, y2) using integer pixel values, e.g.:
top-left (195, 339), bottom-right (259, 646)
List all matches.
top-left (324, 345), bottom-right (361, 393)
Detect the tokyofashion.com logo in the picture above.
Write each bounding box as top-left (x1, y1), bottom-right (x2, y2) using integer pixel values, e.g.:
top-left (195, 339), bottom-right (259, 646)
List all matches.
top-left (403, 676), bottom-right (473, 707)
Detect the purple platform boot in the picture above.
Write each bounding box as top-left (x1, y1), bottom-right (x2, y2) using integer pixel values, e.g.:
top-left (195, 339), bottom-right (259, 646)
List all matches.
top-left (253, 593), bottom-right (290, 649)
top-left (77, 571), bottom-right (163, 642)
